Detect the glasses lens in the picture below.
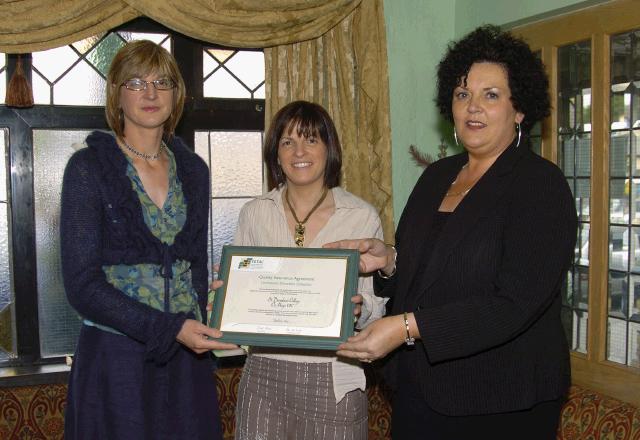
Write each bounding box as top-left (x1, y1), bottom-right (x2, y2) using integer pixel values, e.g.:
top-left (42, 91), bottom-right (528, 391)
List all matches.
top-left (124, 79), bottom-right (146, 91)
top-left (154, 79), bottom-right (175, 90)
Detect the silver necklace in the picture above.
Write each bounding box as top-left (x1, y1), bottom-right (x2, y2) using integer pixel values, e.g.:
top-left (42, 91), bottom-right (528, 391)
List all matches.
top-left (121, 139), bottom-right (165, 160)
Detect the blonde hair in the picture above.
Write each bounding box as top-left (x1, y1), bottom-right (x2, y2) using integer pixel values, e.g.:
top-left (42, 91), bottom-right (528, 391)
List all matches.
top-left (105, 40), bottom-right (186, 139)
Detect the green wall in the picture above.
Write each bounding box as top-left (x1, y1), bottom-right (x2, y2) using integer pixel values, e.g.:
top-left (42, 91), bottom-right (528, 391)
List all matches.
top-left (383, 0), bottom-right (455, 225)
top-left (455, 0), bottom-right (611, 36)
top-left (383, 0), bottom-right (610, 225)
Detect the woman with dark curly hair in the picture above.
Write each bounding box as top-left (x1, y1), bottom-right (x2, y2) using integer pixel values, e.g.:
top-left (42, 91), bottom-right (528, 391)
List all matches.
top-left (328, 25), bottom-right (577, 439)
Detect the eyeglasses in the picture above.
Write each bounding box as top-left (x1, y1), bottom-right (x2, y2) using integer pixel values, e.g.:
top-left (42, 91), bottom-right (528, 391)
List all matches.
top-left (121, 78), bottom-right (176, 91)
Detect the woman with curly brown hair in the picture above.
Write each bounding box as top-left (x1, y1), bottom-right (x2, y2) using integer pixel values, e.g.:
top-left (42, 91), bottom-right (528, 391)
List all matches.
top-left (329, 25), bottom-right (577, 439)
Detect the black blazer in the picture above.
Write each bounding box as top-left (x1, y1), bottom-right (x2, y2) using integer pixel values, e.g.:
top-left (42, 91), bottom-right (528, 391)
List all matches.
top-left (378, 141), bottom-right (577, 416)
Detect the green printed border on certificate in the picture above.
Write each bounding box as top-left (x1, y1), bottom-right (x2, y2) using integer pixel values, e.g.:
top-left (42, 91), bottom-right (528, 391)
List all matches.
top-left (210, 245), bottom-right (359, 350)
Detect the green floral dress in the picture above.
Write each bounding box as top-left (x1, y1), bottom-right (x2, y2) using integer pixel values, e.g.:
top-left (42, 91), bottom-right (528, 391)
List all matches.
top-left (84, 148), bottom-right (201, 333)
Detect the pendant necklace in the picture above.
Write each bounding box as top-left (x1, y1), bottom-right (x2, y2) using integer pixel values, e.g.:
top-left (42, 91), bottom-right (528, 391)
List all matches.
top-left (285, 187), bottom-right (329, 247)
top-left (120, 138), bottom-right (165, 161)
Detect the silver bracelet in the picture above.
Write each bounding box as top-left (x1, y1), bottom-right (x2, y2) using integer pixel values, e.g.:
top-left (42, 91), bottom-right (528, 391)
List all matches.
top-left (403, 312), bottom-right (415, 346)
top-left (377, 244), bottom-right (397, 279)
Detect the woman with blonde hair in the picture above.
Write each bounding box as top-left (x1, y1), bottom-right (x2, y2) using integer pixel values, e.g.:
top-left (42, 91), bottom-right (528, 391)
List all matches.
top-left (61, 40), bottom-right (236, 439)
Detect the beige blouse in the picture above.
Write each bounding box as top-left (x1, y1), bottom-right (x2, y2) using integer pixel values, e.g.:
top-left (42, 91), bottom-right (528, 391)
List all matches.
top-left (233, 185), bottom-right (386, 402)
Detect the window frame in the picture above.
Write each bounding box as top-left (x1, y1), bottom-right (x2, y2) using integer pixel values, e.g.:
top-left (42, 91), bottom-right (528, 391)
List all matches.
top-left (0, 17), bottom-right (264, 383)
top-left (512, 0), bottom-right (640, 406)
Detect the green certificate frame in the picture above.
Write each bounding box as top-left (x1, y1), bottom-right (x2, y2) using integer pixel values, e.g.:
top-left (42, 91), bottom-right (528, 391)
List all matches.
top-left (210, 245), bottom-right (359, 350)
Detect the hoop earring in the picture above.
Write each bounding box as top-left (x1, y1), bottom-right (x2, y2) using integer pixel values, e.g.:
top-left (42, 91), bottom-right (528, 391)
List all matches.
top-left (516, 122), bottom-right (522, 148)
top-left (454, 128), bottom-right (459, 147)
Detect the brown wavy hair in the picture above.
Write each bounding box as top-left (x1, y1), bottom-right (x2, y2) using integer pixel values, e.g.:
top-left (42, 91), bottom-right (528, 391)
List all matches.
top-left (105, 40), bottom-right (186, 139)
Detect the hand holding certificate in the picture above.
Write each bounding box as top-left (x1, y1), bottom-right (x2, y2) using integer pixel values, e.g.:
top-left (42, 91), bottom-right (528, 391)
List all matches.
top-left (209, 245), bottom-right (360, 349)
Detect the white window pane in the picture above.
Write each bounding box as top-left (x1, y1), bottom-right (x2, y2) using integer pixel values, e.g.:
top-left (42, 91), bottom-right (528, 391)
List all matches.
top-left (634, 84), bottom-right (640, 129)
top-left (610, 226), bottom-right (629, 271)
top-left (0, 70), bottom-right (5, 104)
top-left (194, 131), bottom-right (210, 164)
top-left (0, 203), bottom-right (8, 319)
top-left (630, 275), bottom-right (640, 320)
top-left (559, 136), bottom-right (575, 177)
top-left (0, 128), bottom-right (13, 360)
top-left (225, 51), bottom-right (265, 90)
top-left (631, 179), bottom-right (640, 226)
top-left (254, 83), bottom-right (265, 99)
top-left (207, 49), bottom-right (234, 63)
top-left (32, 70), bottom-right (51, 105)
top-left (204, 69), bottom-right (250, 98)
top-left (630, 322), bottom-right (640, 368)
top-left (32, 45), bottom-right (79, 82)
top-left (210, 131), bottom-right (263, 197)
top-left (54, 60), bottom-right (106, 106)
top-left (0, 131), bottom-right (10, 300)
top-left (575, 179), bottom-right (590, 222)
top-left (633, 131), bottom-right (640, 176)
top-left (119, 32), bottom-right (170, 49)
top-left (609, 271), bottom-right (628, 318)
top-left (632, 227), bottom-right (640, 272)
top-left (72, 34), bottom-right (104, 54)
top-left (211, 198), bottom-right (250, 264)
top-left (576, 134), bottom-right (591, 176)
top-left (34, 129), bottom-right (91, 357)
top-left (203, 51), bottom-right (220, 77)
top-left (0, 203), bottom-right (11, 308)
top-left (0, 129), bottom-right (6, 202)
top-left (607, 317), bottom-right (627, 364)
top-left (576, 223), bottom-right (589, 266)
top-left (610, 180), bottom-right (629, 224)
top-left (610, 132), bottom-right (629, 178)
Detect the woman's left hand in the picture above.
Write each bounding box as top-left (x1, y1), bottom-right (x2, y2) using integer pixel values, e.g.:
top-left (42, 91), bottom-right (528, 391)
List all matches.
top-left (337, 315), bottom-right (406, 362)
top-left (176, 319), bottom-right (239, 354)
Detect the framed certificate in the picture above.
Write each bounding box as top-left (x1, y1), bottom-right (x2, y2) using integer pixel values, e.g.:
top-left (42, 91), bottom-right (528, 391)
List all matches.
top-left (210, 245), bottom-right (360, 350)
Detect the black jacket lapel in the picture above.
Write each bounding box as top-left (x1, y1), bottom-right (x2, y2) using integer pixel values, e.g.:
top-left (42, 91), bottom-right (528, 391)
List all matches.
top-left (412, 142), bottom-right (528, 304)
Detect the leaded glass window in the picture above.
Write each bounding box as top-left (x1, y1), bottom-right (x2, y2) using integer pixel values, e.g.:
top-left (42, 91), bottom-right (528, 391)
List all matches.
top-left (195, 131), bottom-right (264, 266)
top-left (203, 49), bottom-right (265, 99)
top-left (34, 130), bottom-right (90, 356)
top-left (0, 54), bottom-right (5, 104)
top-left (607, 29), bottom-right (640, 368)
top-left (0, 128), bottom-right (14, 361)
top-left (32, 32), bottom-right (170, 106)
top-left (0, 17), bottom-right (265, 369)
top-left (558, 41), bottom-right (591, 355)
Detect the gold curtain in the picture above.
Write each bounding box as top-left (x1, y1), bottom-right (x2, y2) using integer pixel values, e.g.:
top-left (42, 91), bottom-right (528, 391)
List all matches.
top-left (265, 0), bottom-right (393, 240)
top-left (0, 0), bottom-right (394, 239)
top-left (0, 0), bottom-right (360, 52)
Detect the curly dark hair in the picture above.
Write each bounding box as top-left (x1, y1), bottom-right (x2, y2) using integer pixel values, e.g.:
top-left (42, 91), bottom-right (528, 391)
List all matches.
top-left (436, 25), bottom-right (550, 133)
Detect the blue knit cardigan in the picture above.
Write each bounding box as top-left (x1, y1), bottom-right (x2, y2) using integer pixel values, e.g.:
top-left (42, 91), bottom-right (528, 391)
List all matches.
top-left (60, 130), bottom-right (210, 365)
